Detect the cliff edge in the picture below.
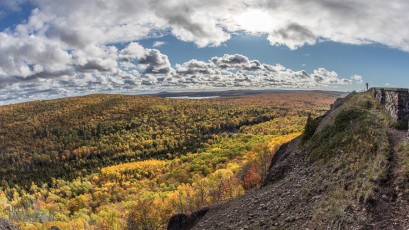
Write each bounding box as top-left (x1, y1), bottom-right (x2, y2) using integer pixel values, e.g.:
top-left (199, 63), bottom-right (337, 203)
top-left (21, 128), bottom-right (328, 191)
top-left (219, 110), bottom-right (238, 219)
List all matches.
top-left (168, 91), bottom-right (409, 229)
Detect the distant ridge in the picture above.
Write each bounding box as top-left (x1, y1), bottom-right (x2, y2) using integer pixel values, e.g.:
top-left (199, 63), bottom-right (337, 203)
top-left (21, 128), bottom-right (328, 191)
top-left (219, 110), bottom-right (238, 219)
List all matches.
top-left (151, 89), bottom-right (347, 98)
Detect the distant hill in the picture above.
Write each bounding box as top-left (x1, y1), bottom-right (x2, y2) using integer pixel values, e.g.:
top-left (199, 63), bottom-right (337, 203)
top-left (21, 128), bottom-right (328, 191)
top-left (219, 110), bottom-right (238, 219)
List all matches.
top-left (152, 89), bottom-right (347, 98)
top-left (168, 91), bottom-right (409, 229)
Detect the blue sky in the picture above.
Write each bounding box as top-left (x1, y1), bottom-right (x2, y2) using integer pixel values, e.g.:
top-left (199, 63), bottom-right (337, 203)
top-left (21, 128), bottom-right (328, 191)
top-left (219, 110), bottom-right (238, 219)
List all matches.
top-left (0, 0), bottom-right (409, 104)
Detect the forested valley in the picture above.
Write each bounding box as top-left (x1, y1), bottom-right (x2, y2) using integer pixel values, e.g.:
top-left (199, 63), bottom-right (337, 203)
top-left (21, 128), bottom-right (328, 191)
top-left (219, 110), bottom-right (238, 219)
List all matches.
top-left (0, 91), bottom-right (341, 229)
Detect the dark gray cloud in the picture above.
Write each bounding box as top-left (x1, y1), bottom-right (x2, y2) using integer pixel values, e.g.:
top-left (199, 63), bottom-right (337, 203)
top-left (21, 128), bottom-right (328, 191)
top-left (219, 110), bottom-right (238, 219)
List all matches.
top-left (211, 54), bottom-right (250, 68)
top-left (138, 49), bottom-right (172, 74)
top-left (46, 24), bottom-right (92, 49)
top-left (277, 23), bottom-right (315, 42)
top-left (151, 1), bottom-right (231, 47)
top-left (268, 23), bottom-right (316, 49)
top-left (245, 60), bottom-right (263, 71)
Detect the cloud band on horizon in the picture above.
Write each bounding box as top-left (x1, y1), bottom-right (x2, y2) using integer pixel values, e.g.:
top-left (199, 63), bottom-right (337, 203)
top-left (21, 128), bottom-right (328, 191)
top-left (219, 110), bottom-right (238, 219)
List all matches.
top-left (0, 42), bottom-right (361, 105)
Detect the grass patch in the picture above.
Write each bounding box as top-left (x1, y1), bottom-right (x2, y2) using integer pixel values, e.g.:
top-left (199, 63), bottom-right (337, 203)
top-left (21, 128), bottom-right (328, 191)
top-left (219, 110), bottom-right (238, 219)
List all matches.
top-left (302, 92), bottom-right (391, 225)
top-left (398, 141), bottom-right (409, 195)
top-left (304, 92), bottom-right (390, 164)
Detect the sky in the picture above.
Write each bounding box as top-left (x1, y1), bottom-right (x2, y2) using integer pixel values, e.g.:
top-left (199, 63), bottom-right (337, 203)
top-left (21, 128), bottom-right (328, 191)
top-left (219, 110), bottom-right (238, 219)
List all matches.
top-left (1, 0), bottom-right (409, 105)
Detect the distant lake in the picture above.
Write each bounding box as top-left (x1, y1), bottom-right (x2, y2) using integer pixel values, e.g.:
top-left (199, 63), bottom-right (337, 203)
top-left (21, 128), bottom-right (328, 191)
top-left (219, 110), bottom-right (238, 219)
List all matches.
top-left (166, 96), bottom-right (220, 100)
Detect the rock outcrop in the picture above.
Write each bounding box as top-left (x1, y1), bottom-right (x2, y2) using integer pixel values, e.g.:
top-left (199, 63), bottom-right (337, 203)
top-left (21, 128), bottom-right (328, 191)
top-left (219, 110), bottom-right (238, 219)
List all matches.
top-left (167, 208), bottom-right (209, 230)
top-left (370, 87), bottom-right (409, 122)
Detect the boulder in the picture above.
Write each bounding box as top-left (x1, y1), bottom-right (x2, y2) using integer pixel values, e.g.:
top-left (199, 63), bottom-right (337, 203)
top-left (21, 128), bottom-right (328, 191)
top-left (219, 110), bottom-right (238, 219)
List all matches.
top-left (167, 207), bottom-right (209, 230)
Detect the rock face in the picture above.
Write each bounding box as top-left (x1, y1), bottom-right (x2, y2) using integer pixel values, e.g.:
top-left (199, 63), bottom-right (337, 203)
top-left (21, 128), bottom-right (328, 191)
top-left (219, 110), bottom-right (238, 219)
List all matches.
top-left (370, 87), bottom-right (409, 122)
top-left (261, 142), bottom-right (290, 187)
top-left (167, 208), bottom-right (209, 230)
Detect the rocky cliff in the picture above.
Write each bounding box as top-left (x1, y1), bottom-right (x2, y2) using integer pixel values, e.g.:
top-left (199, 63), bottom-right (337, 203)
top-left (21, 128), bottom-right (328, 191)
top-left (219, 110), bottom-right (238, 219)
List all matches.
top-left (370, 87), bottom-right (409, 124)
top-left (168, 91), bottom-right (409, 229)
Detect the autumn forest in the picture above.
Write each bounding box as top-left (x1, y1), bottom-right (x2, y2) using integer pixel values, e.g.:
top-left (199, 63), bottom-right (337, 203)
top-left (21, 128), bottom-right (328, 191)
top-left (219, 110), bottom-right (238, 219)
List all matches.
top-left (0, 91), bottom-right (341, 229)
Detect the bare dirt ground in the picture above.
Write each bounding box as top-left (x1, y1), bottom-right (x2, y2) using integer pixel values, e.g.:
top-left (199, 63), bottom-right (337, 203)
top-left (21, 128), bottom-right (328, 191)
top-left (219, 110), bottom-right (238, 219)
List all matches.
top-left (191, 138), bottom-right (318, 230)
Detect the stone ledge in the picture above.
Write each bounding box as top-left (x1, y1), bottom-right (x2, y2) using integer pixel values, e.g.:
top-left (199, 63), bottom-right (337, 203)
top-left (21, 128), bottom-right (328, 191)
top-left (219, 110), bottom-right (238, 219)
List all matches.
top-left (370, 87), bottom-right (409, 92)
top-left (369, 87), bottom-right (409, 122)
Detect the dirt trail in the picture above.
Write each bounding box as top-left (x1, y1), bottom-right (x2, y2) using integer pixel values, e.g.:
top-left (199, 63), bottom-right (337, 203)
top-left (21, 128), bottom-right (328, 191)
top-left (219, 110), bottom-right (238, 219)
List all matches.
top-left (370, 128), bottom-right (409, 229)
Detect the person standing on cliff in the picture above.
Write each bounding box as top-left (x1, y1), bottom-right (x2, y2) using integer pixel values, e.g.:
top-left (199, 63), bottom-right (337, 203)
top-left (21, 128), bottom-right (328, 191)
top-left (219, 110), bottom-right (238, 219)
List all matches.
top-left (366, 83), bottom-right (369, 91)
